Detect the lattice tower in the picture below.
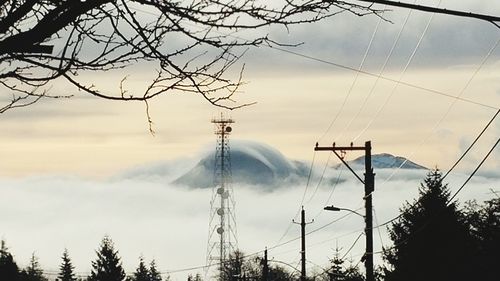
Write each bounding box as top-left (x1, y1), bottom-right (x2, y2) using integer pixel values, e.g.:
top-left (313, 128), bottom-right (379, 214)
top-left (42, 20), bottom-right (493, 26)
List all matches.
top-left (206, 114), bottom-right (237, 280)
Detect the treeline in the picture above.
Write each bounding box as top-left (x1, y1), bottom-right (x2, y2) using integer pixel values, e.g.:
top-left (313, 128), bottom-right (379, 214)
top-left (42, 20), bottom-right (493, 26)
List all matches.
top-left (1, 170), bottom-right (498, 281)
top-left (0, 236), bottom-right (165, 281)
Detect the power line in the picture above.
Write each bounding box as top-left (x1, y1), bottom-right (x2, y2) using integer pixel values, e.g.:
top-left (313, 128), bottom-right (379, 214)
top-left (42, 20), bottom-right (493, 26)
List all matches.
top-left (372, 107), bottom-right (499, 230)
top-left (353, 0), bottom-right (441, 141)
top-left (319, 12), bottom-right (383, 142)
top-left (269, 45), bottom-right (498, 111)
top-left (447, 138), bottom-right (500, 204)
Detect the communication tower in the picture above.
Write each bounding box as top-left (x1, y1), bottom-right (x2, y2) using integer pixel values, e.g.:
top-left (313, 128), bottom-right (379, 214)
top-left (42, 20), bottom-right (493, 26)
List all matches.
top-left (206, 114), bottom-right (237, 280)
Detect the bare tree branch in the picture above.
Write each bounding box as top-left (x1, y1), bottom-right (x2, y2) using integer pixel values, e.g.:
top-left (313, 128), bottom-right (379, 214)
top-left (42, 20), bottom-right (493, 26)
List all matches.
top-left (0, 0), bottom-right (382, 115)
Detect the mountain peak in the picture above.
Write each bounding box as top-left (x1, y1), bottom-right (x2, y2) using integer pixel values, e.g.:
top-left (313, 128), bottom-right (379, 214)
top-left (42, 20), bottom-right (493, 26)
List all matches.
top-left (348, 153), bottom-right (427, 170)
top-left (173, 140), bottom-right (308, 188)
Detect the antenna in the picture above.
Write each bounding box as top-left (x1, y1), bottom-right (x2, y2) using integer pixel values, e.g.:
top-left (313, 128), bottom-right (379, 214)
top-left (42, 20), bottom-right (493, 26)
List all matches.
top-left (206, 113), bottom-right (237, 280)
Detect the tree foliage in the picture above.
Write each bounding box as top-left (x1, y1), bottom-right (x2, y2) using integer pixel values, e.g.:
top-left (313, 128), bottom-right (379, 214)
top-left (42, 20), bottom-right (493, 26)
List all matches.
top-left (0, 0), bottom-right (382, 115)
top-left (464, 197), bottom-right (500, 281)
top-left (0, 240), bottom-right (20, 281)
top-left (316, 247), bottom-right (363, 281)
top-left (58, 249), bottom-right (77, 281)
top-left (20, 253), bottom-right (48, 281)
top-left (383, 169), bottom-right (475, 281)
top-left (88, 236), bottom-right (126, 281)
top-left (128, 257), bottom-right (164, 281)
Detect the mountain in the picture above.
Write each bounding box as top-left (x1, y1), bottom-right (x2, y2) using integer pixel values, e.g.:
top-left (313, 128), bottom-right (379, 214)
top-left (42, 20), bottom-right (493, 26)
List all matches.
top-left (343, 153), bottom-right (428, 170)
top-left (173, 141), bottom-right (310, 189)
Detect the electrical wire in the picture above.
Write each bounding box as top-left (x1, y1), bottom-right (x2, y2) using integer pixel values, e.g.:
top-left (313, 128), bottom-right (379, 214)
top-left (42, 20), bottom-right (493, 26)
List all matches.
top-left (447, 138), bottom-right (500, 204)
top-left (312, 165), bottom-right (346, 220)
top-left (341, 232), bottom-right (365, 260)
top-left (268, 46), bottom-right (497, 110)
top-left (374, 138), bottom-right (499, 257)
top-left (306, 152), bottom-right (332, 205)
top-left (318, 12), bottom-right (384, 143)
top-left (354, 0), bottom-right (442, 142)
top-left (275, 151), bottom-right (317, 245)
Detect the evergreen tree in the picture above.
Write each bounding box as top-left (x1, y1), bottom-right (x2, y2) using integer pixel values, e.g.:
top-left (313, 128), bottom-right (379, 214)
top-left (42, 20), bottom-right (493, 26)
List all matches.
top-left (320, 247), bottom-right (363, 281)
top-left (129, 257), bottom-right (149, 281)
top-left (88, 236), bottom-right (126, 281)
top-left (58, 249), bottom-right (77, 281)
top-left (0, 240), bottom-right (20, 281)
top-left (21, 253), bottom-right (48, 281)
top-left (464, 198), bottom-right (500, 281)
top-left (383, 169), bottom-right (474, 281)
top-left (149, 260), bottom-right (163, 281)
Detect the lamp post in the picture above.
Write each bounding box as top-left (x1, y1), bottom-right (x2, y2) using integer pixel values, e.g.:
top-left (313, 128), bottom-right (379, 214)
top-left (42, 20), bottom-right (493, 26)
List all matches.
top-left (315, 141), bottom-right (375, 281)
top-left (324, 204), bottom-right (372, 279)
top-left (323, 205), bottom-right (365, 218)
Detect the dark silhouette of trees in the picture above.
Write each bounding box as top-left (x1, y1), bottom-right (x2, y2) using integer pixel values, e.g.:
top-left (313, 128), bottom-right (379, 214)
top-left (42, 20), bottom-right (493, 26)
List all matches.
top-left (128, 257), bottom-right (164, 281)
top-left (0, 0), bottom-right (382, 115)
top-left (464, 198), bottom-right (500, 281)
top-left (148, 260), bottom-right (163, 281)
top-left (88, 236), bottom-right (126, 281)
top-left (129, 257), bottom-right (149, 281)
top-left (0, 240), bottom-right (20, 281)
top-left (20, 253), bottom-right (48, 281)
top-left (383, 169), bottom-right (475, 281)
top-left (187, 273), bottom-right (203, 281)
top-left (57, 249), bottom-right (77, 281)
top-left (317, 247), bottom-right (363, 281)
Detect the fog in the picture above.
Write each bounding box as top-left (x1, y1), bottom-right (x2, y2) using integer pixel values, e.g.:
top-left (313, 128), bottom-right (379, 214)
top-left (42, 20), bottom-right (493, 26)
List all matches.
top-left (0, 149), bottom-right (497, 280)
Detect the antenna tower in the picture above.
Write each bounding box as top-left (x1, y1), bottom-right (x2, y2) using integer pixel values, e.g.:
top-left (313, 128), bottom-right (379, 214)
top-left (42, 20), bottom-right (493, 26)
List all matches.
top-left (206, 114), bottom-right (237, 280)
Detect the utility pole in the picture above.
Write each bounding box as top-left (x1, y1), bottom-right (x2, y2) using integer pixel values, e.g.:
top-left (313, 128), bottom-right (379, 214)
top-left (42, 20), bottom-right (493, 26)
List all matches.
top-left (261, 248), bottom-right (269, 281)
top-left (293, 207), bottom-right (314, 281)
top-left (314, 141), bottom-right (375, 281)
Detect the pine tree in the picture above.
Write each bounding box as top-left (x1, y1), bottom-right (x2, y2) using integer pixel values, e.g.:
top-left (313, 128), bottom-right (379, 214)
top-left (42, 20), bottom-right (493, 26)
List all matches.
top-left (149, 260), bottom-right (163, 281)
top-left (21, 253), bottom-right (48, 281)
top-left (383, 169), bottom-right (475, 281)
top-left (130, 257), bottom-right (149, 281)
top-left (58, 249), bottom-right (77, 281)
top-left (88, 236), bottom-right (126, 281)
top-left (0, 240), bottom-right (20, 281)
top-left (321, 247), bottom-right (363, 281)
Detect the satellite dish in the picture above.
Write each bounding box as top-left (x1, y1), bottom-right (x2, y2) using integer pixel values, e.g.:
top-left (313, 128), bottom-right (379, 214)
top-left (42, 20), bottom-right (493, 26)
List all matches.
top-left (217, 227), bottom-right (224, 234)
top-left (217, 208), bottom-right (224, 216)
top-left (222, 191), bottom-right (229, 199)
top-left (217, 187), bottom-right (225, 194)
top-left (225, 126), bottom-right (232, 132)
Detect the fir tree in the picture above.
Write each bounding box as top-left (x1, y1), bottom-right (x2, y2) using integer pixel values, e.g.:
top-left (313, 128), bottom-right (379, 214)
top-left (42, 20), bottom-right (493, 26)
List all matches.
top-left (464, 198), bottom-right (500, 281)
top-left (58, 249), bottom-right (77, 281)
top-left (149, 260), bottom-right (163, 281)
top-left (383, 169), bottom-right (475, 281)
top-left (321, 247), bottom-right (363, 281)
top-left (21, 253), bottom-right (48, 281)
top-left (0, 240), bottom-right (20, 281)
top-left (130, 257), bottom-right (149, 281)
top-left (88, 236), bottom-right (126, 281)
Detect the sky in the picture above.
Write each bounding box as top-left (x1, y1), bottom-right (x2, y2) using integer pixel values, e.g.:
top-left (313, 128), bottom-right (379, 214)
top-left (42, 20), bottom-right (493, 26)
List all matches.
top-left (0, 0), bottom-right (499, 280)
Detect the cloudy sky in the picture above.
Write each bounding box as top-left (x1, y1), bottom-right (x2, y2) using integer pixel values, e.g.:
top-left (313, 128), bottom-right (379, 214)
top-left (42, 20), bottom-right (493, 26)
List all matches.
top-left (0, 0), bottom-right (499, 280)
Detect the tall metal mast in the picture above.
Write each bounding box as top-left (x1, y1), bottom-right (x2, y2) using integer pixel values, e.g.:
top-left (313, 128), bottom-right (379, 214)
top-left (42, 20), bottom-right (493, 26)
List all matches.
top-left (206, 114), bottom-right (237, 280)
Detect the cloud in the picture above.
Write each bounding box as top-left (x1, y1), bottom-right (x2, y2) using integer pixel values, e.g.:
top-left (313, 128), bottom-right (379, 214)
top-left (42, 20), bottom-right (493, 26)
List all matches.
top-left (1, 147), bottom-right (496, 281)
top-left (242, 7), bottom-right (500, 74)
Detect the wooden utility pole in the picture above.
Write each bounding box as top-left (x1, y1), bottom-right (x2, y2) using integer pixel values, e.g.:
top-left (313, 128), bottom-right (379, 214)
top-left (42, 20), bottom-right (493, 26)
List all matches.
top-left (315, 141), bottom-right (375, 281)
top-left (261, 248), bottom-right (269, 281)
top-left (293, 207), bottom-right (314, 281)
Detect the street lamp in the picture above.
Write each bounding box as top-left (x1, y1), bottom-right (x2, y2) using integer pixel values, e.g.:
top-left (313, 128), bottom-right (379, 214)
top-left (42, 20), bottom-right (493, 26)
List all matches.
top-left (323, 205), bottom-right (365, 218)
